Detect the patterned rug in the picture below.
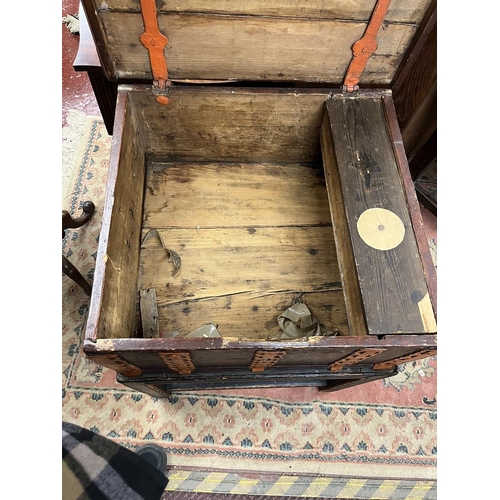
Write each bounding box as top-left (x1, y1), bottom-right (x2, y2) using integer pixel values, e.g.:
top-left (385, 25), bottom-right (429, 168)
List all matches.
top-left (414, 159), bottom-right (437, 212)
top-left (62, 111), bottom-right (437, 483)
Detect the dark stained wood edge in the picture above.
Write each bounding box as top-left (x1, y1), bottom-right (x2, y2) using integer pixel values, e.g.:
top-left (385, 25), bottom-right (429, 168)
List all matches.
top-left (83, 334), bottom-right (437, 354)
top-left (390, 0), bottom-right (436, 158)
top-left (73, 4), bottom-right (118, 135)
top-left (84, 90), bottom-right (129, 343)
top-left (81, 0), bottom-right (118, 80)
top-left (87, 73), bottom-right (119, 136)
top-left (399, 80), bottom-right (436, 161)
top-left (391, 0), bottom-right (436, 94)
top-left (117, 366), bottom-right (399, 395)
top-left (409, 130), bottom-right (437, 181)
top-left (416, 189), bottom-right (437, 218)
top-left (382, 95), bottom-right (437, 317)
top-left (411, 130), bottom-right (437, 216)
top-left (120, 84), bottom-right (393, 98)
top-left (74, 3), bottom-right (101, 69)
top-left (318, 372), bottom-right (393, 392)
top-left (120, 382), bottom-right (171, 398)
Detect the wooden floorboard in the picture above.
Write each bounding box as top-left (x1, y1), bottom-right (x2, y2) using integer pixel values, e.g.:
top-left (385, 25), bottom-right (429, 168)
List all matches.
top-left (139, 162), bottom-right (348, 339)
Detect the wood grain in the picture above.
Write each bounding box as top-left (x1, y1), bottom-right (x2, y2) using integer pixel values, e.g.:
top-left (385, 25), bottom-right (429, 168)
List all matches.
top-left (138, 161), bottom-right (349, 339)
top-left (160, 290), bottom-right (348, 340)
top-left (87, 334), bottom-right (436, 371)
top-left (143, 162), bottom-right (332, 229)
top-left (80, 0), bottom-right (119, 79)
top-left (320, 114), bottom-right (368, 337)
top-left (128, 87), bottom-right (332, 163)
top-left (391, 0), bottom-right (436, 159)
top-left (139, 288), bottom-right (160, 338)
top-left (87, 334), bottom-right (437, 355)
top-left (93, 11), bottom-right (416, 83)
top-left (86, 91), bottom-right (146, 340)
top-left (400, 80), bottom-right (436, 160)
top-left (97, 0), bottom-right (433, 24)
top-left (139, 227), bottom-right (347, 338)
top-left (322, 94), bottom-right (436, 335)
top-left (382, 95), bottom-right (437, 314)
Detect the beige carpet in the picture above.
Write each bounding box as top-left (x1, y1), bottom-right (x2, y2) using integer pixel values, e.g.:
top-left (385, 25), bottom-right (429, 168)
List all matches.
top-left (62, 112), bottom-right (437, 481)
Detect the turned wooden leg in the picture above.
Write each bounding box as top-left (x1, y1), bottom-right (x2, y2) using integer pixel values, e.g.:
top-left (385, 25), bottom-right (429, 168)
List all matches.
top-left (62, 201), bottom-right (95, 238)
top-left (62, 255), bottom-right (92, 295)
top-left (62, 201), bottom-right (95, 294)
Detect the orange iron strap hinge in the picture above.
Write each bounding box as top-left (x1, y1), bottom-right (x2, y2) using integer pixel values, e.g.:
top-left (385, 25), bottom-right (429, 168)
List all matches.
top-left (343, 0), bottom-right (392, 92)
top-left (139, 0), bottom-right (169, 89)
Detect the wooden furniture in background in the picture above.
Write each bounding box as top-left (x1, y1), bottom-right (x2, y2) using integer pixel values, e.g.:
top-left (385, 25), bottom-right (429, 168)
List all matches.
top-left (73, 3), bottom-right (117, 135)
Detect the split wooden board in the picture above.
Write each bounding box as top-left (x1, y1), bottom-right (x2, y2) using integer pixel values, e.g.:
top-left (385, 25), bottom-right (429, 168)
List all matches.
top-left (138, 162), bottom-right (350, 339)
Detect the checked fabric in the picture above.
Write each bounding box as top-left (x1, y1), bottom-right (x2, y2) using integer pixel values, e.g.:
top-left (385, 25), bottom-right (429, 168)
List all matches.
top-left (62, 422), bottom-right (168, 500)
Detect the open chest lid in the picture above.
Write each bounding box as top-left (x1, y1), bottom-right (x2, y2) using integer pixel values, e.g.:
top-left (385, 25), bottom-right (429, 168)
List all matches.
top-left (81, 0), bottom-right (435, 88)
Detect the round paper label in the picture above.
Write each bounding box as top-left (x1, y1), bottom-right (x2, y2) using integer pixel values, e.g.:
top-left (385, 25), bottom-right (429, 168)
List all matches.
top-left (356, 208), bottom-right (405, 251)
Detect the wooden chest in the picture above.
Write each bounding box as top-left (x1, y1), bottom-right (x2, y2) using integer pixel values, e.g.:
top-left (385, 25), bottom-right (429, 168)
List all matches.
top-left (81, 0), bottom-right (437, 397)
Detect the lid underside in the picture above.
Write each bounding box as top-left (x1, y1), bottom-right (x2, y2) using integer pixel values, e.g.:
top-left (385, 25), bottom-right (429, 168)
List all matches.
top-left (82, 0), bottom-right (434, 84)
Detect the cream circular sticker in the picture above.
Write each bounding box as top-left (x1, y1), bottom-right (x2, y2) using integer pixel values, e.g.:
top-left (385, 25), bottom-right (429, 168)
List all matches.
top-left (356, 208), bottom-right (405, 251)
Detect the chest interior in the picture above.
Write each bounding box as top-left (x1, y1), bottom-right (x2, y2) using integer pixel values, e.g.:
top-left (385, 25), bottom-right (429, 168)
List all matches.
top-left (80, 0), bottom-right (437, 393)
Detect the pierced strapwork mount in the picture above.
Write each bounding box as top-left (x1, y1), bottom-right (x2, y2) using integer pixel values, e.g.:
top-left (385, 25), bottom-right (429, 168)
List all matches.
top-left (139, 0), bottom-right (169, 89)
top-left (343, 0), bottom-right (392, 92)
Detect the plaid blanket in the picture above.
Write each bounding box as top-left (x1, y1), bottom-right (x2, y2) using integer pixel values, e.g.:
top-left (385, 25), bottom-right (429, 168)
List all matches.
top-left (62, 422), bottom-right (168, 500)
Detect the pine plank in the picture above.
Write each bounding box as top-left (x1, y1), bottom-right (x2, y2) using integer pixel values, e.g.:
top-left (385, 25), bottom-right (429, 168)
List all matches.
top-left (155, 290), bottom-right (348, 340)
top-left (138, 161), bottom-right (349, 339)
top-left (139, 226), bottom-right (341, 295)
top-left (89, 92), bottom-right (147, 340)
top-left (100, 0), bottom-right (433, 24)
top-left (128, 88), bottom-right (331, 163)
top-left (143, 162), bottom-right (332, 229)
top-left (320, 115), bottom-right (368, 337)
top-left (139, 288), bottom-right (160, 338)
top-left (322, 95), bottom-right (436, 335)
top-left (98, 12), bottom-right (416, 83)
top-left (138, 226), bottom-right (346, 338)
